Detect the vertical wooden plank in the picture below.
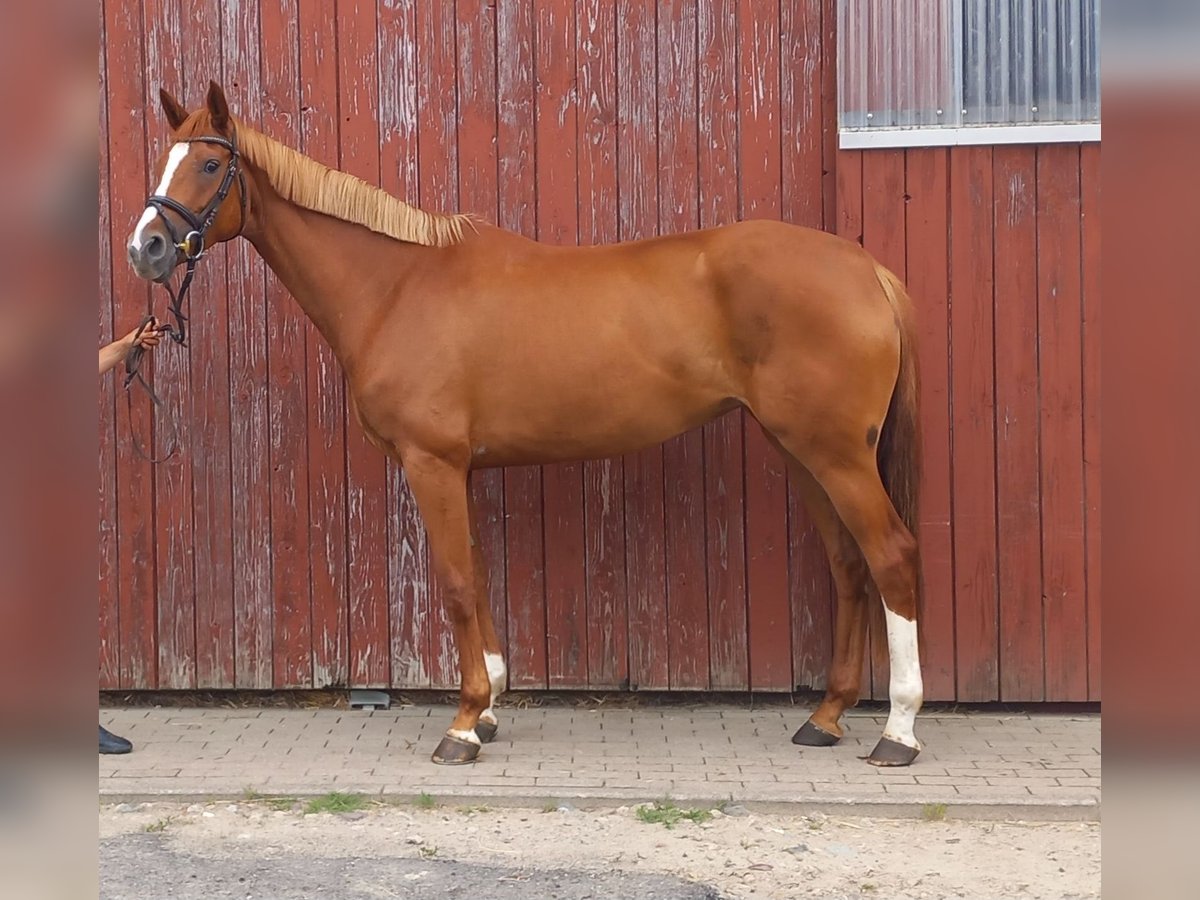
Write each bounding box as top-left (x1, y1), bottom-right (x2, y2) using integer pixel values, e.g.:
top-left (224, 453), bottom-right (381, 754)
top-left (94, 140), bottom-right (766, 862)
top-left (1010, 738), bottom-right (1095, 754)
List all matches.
top-left (617, 0), bottom-right (668, 690)
top-left (184, 0), bottom-right (236, 690)
top-left (339, 0), bottom-right (390, 688)
top-left (106, 0), bottom-right (157, 689)
top-left (1080, 143), bottom-right (1101, 701)
top-left (416, 0), bottom-right (463, 689)
top-left (902, 148), bottom-right (957, 701)
top-left (298, 0), bottom-right (349, 689)
top-left (497, 0), bottom-right (548, 689)
top-left (223, 0), bottom-right (273, 688)
top-left (295, 0), bottom-right (348, 691)
top-left (949, 145), bottom-right (999, 701)
top-left (143, 0), bottom-right (197, 690)
top-left (657, 0), bottom-right (708, 690)
top-left (697, 0), bottom-right (747, 690)
top-left (577, 0), bottom-right (628, 689)
top-left (738, 0), bottom-right (791, 691)
top-left (534, 0), bottom-right (589, 688)
top-left (378, 0), bottom-right (429, 690)
top-left (378, 0), bottom-right (432, 689)
top-left (833, 148), bottom-right (863, 692)
top-left (820, 0), bottom-right (837, 232)
top-left (860, 149), bottom-right (907, 699)
top-left (993, 146), bottom-right (1043, 701)
top-left (456, 0), bottom-right (509, 676)
top-left (781, 0), bottom-right (824, 229)
top-left (782, 0), bottom-right (834, 692)
top-left (97, 6), bottom-right (119, 689)
top-left (1036, 144), bottom-right (1088, 701)
top-left (262, 0), bottom-right (313, 688)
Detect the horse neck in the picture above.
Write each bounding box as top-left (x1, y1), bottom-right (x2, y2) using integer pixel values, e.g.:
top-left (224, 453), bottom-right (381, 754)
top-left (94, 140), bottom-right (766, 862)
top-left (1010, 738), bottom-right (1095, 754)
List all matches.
top-left (241, 178), bottom-right (430, 367)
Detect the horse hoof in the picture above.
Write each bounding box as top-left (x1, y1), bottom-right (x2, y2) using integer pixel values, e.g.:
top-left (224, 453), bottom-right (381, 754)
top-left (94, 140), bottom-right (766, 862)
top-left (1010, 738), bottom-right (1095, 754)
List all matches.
top-left (863, 736), bottom-right (920, 767)
top-left (475, 719), bottom-right (499, 744)
top-left (431, 735), bottom-right (481, 765)
top-left (791, 719), bottom-right (841, 747)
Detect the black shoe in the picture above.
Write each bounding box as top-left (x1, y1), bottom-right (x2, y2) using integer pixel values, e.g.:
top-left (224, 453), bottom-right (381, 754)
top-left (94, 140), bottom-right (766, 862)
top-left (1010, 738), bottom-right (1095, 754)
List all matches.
top-left (100, 724), bottom-right (132, 754)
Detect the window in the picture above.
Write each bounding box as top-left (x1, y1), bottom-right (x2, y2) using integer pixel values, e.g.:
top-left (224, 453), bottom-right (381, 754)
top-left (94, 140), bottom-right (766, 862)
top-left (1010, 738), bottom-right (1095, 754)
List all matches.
top-left (838, 0), bottom-right (1101, 148)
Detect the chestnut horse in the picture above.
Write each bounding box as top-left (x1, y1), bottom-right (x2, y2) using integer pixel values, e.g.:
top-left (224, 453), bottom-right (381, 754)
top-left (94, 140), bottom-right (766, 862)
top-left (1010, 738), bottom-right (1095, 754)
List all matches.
top-left (126, 82), bottom-right (925, 767)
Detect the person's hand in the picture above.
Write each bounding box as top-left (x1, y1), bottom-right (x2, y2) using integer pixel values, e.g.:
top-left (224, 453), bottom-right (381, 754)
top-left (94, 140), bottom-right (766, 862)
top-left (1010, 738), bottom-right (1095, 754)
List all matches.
top-left (123, 319), bottom-right (163, 354)
top-left (100, 320), bottom-right (166, 376)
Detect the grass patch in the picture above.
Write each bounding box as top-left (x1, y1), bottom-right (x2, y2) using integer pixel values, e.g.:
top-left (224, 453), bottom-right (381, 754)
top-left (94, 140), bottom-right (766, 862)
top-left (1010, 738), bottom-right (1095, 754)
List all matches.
top-left (921, 802), bottom-right (948, 822)
top-left (414, 792), bottom-right (437, 810)
top-left (241, 787), bottom-right (297, 811)
top-left (635, 799), bottom-right (713, 829)
top-left (862, 883), bottom-right (878, 892)
top-left (143, 816), bottom-right (174, 833)
top-left (305, 792), bottom-right (368, 815)
top-left (419, 845), bottom-right (439, 858)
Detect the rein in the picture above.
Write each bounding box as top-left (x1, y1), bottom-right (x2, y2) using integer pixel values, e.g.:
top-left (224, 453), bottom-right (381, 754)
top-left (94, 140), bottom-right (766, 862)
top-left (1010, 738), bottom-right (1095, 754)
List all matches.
top-left (123, 132), bottom-right (246, 464)
top-left (123, 317), bottom-right (179, 464)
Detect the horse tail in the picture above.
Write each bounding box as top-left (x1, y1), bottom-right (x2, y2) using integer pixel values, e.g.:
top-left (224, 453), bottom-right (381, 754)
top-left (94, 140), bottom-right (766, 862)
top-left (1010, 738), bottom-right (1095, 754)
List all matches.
top-left (870, 262), bottom-right (924, 643)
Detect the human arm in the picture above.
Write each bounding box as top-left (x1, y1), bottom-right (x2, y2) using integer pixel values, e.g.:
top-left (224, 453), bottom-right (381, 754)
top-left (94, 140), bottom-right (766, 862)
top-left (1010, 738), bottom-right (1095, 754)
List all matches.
top-left (99, 320), bottom-right (163, 376)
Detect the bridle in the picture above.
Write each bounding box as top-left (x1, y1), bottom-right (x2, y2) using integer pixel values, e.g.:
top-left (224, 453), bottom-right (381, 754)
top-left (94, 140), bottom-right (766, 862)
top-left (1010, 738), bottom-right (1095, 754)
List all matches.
top-left (123, 130), bottom-right (247, 463)
top-left (143, 132), bottom-right (247, 346)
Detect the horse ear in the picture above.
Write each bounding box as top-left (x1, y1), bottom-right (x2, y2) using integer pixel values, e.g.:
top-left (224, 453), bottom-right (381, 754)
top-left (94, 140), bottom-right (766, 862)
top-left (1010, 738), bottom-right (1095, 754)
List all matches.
top-left (206, 80), bottom-right (230, 131)
top-left (159, 87), bottom-right (189, 131)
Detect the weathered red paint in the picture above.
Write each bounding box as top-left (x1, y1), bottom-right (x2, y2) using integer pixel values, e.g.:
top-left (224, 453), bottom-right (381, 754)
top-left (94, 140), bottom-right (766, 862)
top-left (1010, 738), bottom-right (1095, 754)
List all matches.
top-left (99, 1), bottom-right (1099, 701)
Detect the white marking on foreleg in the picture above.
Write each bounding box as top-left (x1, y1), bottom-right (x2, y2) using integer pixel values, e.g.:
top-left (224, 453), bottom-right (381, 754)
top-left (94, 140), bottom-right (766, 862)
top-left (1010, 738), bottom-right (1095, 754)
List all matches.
top-left (882, 605), bottom-right (923, 750)
top-left (481, 651), bottom-right (506, 723)
top-left (130, 143), bottom-right (190, 249)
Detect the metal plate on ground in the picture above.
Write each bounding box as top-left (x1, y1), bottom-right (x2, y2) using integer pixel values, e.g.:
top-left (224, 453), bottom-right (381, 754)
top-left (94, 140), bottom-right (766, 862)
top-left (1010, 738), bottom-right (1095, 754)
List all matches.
top-left (348, 690), bottom-right (391, 711)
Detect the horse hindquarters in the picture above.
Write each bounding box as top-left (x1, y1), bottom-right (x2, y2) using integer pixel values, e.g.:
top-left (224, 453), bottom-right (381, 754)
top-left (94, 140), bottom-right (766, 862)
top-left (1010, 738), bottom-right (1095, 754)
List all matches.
top-left (750, 259), bottom-right (925, 766)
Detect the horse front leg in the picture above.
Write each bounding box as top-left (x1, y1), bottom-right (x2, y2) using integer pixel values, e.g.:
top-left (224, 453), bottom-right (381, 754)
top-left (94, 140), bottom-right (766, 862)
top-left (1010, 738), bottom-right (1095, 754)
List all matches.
top-left (468, 483), bottom-right (506, 744)
top-left (403, 450), bottom-right (492, 765)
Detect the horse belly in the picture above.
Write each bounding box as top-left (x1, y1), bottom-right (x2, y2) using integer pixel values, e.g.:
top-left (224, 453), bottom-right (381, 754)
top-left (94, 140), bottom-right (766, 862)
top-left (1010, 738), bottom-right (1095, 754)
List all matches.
top-left (469, 375), bottom-right (733, 467)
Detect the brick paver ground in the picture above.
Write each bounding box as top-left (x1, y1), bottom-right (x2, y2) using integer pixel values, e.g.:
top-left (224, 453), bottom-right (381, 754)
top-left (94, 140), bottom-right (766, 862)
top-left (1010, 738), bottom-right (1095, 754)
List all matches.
top-left (99, 704), bottom-right (1100, 820)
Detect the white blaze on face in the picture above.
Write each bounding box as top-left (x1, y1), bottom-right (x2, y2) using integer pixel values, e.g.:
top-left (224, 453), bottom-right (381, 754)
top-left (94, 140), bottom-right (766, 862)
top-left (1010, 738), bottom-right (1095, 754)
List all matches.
top-left (881, 604), bottom-right (923, 749)
top-left (479, 651), bottom-right (507, 726)
top-left (130, 143), bottom-right (190, 250)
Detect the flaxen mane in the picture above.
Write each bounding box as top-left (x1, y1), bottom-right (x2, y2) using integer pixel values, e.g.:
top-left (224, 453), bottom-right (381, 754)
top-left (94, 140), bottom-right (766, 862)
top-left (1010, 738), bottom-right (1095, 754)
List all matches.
top-left (235, 119), bottom-right (470, 248)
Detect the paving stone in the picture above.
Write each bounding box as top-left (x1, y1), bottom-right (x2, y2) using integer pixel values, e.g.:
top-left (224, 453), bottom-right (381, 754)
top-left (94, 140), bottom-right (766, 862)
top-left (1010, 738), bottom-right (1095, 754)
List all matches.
top-left (98, 705), bottom-right (1100, 817)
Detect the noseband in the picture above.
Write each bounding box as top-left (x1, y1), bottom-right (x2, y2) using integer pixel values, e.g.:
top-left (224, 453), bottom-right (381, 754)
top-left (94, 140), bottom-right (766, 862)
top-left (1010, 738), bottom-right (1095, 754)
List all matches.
top-left (143, 132), bottom-right (247, 347)
top-left (123, 131), bottom-right (246, 464)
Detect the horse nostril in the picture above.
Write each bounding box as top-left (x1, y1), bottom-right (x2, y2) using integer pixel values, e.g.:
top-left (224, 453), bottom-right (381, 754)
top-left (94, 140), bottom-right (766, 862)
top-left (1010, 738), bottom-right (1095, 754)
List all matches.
top-left (144, 234), bottom-right (167, 260)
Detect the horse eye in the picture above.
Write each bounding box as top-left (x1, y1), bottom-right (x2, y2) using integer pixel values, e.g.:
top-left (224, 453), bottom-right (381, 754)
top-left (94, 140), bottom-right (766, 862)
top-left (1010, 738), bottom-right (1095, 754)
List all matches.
top-left (204, 159), bottom-right (220, 174)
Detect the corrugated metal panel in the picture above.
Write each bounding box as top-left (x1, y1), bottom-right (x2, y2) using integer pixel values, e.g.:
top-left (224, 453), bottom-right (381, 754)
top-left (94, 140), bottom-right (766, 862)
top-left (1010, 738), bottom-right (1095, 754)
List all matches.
top-left (840, 0), bottom-right (1100, 133)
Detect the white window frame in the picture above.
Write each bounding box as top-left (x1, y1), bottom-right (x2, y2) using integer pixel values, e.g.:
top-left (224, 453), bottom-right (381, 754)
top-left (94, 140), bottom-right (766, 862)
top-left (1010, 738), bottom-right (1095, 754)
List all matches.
top-left (838, 1), bottom-right (1101, 150)
top-left (840, 122), bottom-right (1099, 149)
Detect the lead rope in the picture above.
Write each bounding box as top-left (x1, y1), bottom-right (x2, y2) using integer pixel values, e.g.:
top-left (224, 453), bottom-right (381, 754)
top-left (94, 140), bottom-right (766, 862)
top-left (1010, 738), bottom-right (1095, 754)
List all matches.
top-left (122, 315), bottom-right (182, 464)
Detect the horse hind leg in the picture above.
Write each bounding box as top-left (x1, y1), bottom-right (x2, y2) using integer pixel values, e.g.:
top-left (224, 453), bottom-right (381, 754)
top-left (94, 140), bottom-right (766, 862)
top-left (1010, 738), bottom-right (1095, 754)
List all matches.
top-left (782, 462), bottom-right (872, 748)
top-left (761, 423), bottom-right (923, 766)
top-left (811, 459), bottom-right (924, 766)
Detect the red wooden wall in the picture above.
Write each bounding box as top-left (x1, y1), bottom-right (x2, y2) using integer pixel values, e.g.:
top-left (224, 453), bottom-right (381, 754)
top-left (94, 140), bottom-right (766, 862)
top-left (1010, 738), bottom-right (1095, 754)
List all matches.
top-left (98, 0), bottom-right (1100, 701)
